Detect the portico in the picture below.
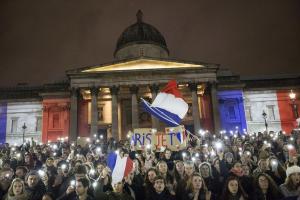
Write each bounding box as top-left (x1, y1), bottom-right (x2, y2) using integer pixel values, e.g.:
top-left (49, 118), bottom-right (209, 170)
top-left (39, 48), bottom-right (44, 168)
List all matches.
top-left (67, 57), bottom-right (220, 141)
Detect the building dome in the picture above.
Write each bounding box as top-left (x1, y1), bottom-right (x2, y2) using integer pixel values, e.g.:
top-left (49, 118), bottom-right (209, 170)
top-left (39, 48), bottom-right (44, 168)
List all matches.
top-left (114, 10), bottom-right (169, 60)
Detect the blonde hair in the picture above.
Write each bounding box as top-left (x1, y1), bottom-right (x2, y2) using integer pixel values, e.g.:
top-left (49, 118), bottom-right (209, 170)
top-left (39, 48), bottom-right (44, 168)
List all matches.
top-left (8, 178), bottom-right (26, 196)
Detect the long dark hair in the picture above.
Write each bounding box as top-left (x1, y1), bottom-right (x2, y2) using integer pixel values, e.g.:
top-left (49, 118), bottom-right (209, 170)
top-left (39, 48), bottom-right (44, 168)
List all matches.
top-left (253, 173), bottom-right (282, 199)
top-left (221, 176), bottom-right (248, 200)
top-left (144, 167), bottom-right (158, 187)
top-left (173, 160), bottom-right (185, 182)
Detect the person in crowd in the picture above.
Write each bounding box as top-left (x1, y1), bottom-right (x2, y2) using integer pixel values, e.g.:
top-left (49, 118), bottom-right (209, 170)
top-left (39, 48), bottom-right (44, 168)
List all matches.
top-left (4, 178), bottom-right (29, 200)
top-left (23, 154), bottom-right (34, 170)
top-left (279, 165), bottom-right (300, 198)
top-left (60, 177), bottom-right (94, 200)
top-left (252, 173), bottom-right (282, 200)
top-left (1, 125), bottom-right (300, 200)
top-left (267, 156), bottom-right (286, 185)
top-left (144, 167), bottom-right (158, 197)
top-left (221, 176), bottom-right (248, 200)
top-left (15, 166), bottom-right (28, 181)
top-left (156, 160), bottom-right (175, 195)
top-left (24, 170), bottom-right (46, 200)
top-left (224, 152), bottom-right (234, 171)
top-left (229, 161), bottom-right (253, 196)
top-left (57, 164), bottom-right (94, 199)
top-left (0, 168), bottom-right (14, 199)
top-left (174, 160), bottom-right (185, 183)
top-left (185, 161), bottom-right (195, 179)
top-left (199, 162), bottom-right (221, 197)
top-left (163, 148), bottom-right (174, 171)
top-left (106, 180), bottom-right (134, 200)
top-left (173, 160), bottom-right (186, 199)
top-left (183, 172), bottom-right (212, 200)
top-left (146, 175), bottom-right (175, 200)
top-left (253, 159), bottom-right (271, 177)
top-left (93, 165), bottom-right (113, 198)
top-left (128, 159), bottom-right (145, 200)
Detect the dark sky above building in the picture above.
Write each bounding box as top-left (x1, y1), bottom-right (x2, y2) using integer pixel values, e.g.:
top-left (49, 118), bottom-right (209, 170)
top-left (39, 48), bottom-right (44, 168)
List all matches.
top-left (0, 0), bottom-right (299, 87)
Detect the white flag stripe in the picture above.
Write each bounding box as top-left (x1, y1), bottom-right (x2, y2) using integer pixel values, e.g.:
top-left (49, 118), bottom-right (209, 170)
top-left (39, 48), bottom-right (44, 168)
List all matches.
top-left (152, 93), bottom-right (188, 119)
top-left (111, 155), bottom-right (128, 185)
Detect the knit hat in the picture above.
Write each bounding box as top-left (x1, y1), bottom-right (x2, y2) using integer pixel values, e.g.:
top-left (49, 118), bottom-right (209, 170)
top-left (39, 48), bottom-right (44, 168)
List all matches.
top-left (286, 166), bottom-right (300, 177)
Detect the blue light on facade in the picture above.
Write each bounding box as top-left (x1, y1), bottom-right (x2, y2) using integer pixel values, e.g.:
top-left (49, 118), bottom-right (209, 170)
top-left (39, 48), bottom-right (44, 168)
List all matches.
top-left (0, 102), bottom-right (7, 143)
top-left (217, 90), bottom-right (247, 134)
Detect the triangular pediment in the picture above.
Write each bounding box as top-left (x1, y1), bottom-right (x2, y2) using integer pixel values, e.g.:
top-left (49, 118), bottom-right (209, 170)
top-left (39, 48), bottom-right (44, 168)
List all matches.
top-left (80, 58), bottom-right (204, 73)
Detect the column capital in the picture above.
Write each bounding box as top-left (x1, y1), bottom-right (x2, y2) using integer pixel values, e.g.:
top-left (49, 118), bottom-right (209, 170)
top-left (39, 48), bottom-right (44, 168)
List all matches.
top-left (90, 87), bottom-right (99, 96)
top-left (149, 84), bottom-right (159, 93)
top-left (188, 82), bottom-right (198, 92)
top-left (110, 86), bottom-right (119, 95)
top-left (129, 85), bottom-right (139, 94)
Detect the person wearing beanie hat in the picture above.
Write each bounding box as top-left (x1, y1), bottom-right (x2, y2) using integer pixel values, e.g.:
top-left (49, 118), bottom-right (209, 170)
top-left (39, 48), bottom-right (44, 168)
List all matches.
top-left (279, 165), bottom-right (300, 198)
top-left (286, 166), bottom-right (300, 179)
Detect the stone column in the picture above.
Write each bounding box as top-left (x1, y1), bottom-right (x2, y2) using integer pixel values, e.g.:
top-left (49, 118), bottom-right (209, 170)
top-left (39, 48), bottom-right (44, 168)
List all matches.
top-left (130, 85), bottom-right (139, 129)
top-left (110, 86), bottom-right (119, 141)
top-left (210, 81), bottom-right (221, 133)
top-left (150, 84), bottom-right (160, 129)
top-left (90, 87), bottom-right (99, 138)
top-left (189, 83), bottom-right (201, 133)
top-left (69, 88), bottom-right (78, 142)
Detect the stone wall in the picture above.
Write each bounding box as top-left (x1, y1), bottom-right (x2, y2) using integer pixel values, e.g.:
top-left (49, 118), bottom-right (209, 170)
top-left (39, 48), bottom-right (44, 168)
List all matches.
top-left (5, 101), bottom-right (42, 144)
top-left (243, 90), bottom-right (282, 133)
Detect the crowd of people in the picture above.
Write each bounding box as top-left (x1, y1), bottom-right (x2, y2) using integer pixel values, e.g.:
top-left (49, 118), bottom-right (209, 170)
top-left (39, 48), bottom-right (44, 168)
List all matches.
top-left (0, 128), bottom-right (300, 200)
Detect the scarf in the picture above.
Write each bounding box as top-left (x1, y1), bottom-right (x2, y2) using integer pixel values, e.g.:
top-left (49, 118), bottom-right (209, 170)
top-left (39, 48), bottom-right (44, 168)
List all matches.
top-left (230, 168), bottom-right (244, 177)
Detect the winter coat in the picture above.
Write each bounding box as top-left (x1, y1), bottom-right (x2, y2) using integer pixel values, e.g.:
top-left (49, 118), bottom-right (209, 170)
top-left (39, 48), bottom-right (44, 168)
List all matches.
top-left (182, 189), bottom-right (213, 200)
top-left (57, 192), bottom-right (95, 200)
top-left (146, 189), bottom-right (175, 200)
top-left (279, 184), bottom-right (299, 198)
top-left (25, 180), bottom-right (46, 200)
top-left (106, 192), bottom-right (134, 200)
top-left (252, 189), bottom-right (282, 200)
top-left (4, 193), bottom-right (29, 200)
top-left (131, 173), bottom-right (145, 200)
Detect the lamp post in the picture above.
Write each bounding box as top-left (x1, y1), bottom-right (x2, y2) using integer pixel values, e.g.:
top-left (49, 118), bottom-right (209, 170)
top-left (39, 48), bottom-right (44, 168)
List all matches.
top-left (22, 123), bottom-right (27, 144)
top-left (262, 110), bottom-right (268, 132)
top-left (289, 90), bottom-right (299, 118)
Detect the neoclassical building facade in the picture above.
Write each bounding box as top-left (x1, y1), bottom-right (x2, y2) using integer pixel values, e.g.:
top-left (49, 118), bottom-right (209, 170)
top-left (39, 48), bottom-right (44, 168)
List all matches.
top-left (0, 11), bottom-right (299, 144)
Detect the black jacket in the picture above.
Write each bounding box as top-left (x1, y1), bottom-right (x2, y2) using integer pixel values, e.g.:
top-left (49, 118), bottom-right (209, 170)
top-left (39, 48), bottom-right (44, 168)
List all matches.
top-left (25, 180), bottom-right (47, 200)
top-left (146, 189), bottom-right (175, 200)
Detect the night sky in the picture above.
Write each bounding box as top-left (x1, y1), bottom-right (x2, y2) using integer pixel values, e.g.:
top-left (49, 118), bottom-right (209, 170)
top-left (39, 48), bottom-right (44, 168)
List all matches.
top-left (0, 0), bottom-right (299, 87)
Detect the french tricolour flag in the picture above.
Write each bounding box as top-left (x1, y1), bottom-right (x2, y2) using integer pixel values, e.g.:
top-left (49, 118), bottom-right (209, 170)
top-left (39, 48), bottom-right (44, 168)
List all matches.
top-left (107, 152), bottom-right (133, 185)
top-left (141, 80), bottom-right (188, 127)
